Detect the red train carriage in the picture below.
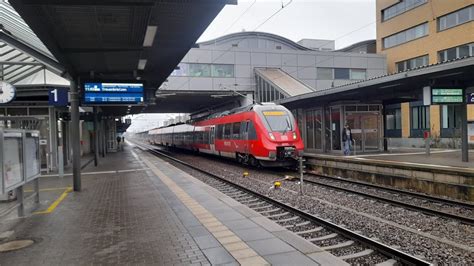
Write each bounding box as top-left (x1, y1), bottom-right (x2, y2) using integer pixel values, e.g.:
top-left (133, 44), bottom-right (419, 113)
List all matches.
top-left (147, 103), bottom-right (304, 167)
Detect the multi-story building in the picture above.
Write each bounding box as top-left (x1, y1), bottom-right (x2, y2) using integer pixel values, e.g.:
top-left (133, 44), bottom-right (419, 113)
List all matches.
top-left (376, 0), bottom-right (474, 145)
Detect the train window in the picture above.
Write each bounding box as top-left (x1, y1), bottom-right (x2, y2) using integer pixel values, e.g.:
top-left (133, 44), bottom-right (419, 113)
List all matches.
top-left (203, 130), bottom-right (209, 144)
top-left (232, 122), bottom-right (241, 139)
top-left (240, 122), bottom-right (248, 140)
top-left (224, 124), bottom-right (231, 139)
top-left (248, 121), bottom-right (257, 140)
top-left (216, 125), bottom-right (223, 139)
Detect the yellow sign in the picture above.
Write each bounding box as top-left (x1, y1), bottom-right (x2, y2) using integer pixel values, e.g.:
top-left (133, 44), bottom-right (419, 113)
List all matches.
top-left (263, 111), bottom-right (285, 116)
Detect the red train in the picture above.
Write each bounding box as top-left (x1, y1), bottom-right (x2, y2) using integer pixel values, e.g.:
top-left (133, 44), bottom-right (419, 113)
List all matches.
top-left (143, 103), bottom-right (304, 167)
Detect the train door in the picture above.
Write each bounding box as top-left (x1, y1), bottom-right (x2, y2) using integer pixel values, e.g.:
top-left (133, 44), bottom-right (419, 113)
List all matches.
top-left (209, 126), bottom-right (216, 154)
top-left (241, 121), bottom-right (250, 157)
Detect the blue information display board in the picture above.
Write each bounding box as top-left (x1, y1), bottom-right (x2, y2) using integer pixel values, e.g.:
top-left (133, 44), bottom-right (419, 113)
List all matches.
top-left (83, 82), bottom-right (144, 104)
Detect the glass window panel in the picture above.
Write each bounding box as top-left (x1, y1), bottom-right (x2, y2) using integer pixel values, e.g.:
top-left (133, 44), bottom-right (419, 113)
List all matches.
top-left (447, 47), bottom-right (457, 60)
top-left (386, 113), bottom-right (395, 130)
top-left (439, 16), bottom-right (447, 31)
top-left (396, 31), bottom-right (407, 44)
top-left (334, 68), bottom-right (350, 79)
top-left (446, 13), bottom-right (457, 28)
top-left (232, 122), bottom-right (241, 139)
top-left (412, 107), bottom-right (419, 129)
top-left (189, 63), bottom-right (211, 77)
top-left (457, 7), bottom-right (470, 24)
top-left (314, 110), bottom-right (322, 150)
top-left (395, 109), bottom-right (401, 129)
top-left (317, 68), bottom-right (333, 79)
top-left (305, 111), bottom-right (314, 149)
top-left (212, 64), bottom-right (234, 78)
top-left (170, 63), bottom-right (188, 76)
top-left (442, 105), bottom-right (448, 128)
top-left (414, 24), bottom-right (426, 38)
top-left (438, 51), bottom-right (446, 62)
top-left (425, 107), bottom-right (430, 129)
top-left (459, 44), bottom-right (470, 57)
top-left (406, 27), bottom-right (415, 41)
top-left (397, 62), bottom-right (405, 72)
top-left (350, 69), bottom-right (366, 80)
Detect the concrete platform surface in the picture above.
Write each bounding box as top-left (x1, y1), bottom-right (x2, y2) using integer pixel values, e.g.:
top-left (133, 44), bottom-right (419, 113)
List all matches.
top-left (0, 143), bottom-right (346, 265)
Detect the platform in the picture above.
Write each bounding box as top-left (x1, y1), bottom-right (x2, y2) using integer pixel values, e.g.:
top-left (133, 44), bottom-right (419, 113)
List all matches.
top-left (304, 149), bottom-right (474, 201)
top-left (0, 143), bottom-right (345, 265)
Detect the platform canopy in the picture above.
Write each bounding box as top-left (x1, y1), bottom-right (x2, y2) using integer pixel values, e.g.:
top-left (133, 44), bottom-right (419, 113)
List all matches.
top-left (8, 0), bottom-right (235, 115)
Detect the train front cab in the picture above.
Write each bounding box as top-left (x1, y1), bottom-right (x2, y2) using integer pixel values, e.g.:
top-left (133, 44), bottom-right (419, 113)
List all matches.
top-left (251, 105), bottom-right (304, 167)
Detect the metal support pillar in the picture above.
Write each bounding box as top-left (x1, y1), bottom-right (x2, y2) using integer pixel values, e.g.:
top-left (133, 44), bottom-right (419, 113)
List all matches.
top-left (16, 186), bottom-right (24, 217)
top-left (93, 107), bottom-right (99, 167)
top-left (70, 80), bottom-right (81, 191)
top-left (34, 179), bottom-right (40, 204)
top-left (299, 157), bottom-right (304, 195)
top-left (48, 107), bottom-right (58, 171)
top-left (461, 102), bottom-right (469, 162)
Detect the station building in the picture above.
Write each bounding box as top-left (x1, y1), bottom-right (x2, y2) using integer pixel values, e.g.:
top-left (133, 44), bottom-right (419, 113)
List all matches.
top-left (376, 0), bottom-right (474, 147)
top-left (157, 31), bottom-right (386, 115)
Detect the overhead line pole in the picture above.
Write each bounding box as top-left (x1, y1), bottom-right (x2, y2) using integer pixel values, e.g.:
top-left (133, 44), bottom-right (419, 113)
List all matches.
top-left (70, 79), bottom-right (81, 191)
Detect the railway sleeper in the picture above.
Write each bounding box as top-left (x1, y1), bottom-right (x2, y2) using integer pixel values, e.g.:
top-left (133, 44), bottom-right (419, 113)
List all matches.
top-left (322, 240), bottom-right (354, 251)
top-left (285, 220), bottom-right (311, 228)
top-left (375, 259), bottom-right (398, 266)
top-left (239, 198), bottom-right (260, 204)
top-left (297, 226), bottom-right (324, 235)
top-left (267, 212), bottom-right (290, 218)
top-left (308, 233), bottom-right (338, 242)
top-left (259, 208), bottom-right (283, 215)
top-left (276, 216), bottom-right (300, 223)
top-left (250, 204), bottom-right (273, 210)
top-left (338, 249), bottom-right (374, 260)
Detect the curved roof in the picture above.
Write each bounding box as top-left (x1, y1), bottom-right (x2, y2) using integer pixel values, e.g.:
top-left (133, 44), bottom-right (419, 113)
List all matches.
top-left (336, 39), bottom-right (376, 53)
top-left (198, 31), bottom-right (312, 51)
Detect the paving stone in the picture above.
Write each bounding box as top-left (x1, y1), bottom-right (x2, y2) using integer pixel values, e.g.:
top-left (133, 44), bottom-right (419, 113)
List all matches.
top-left (264, 251), bottom-right (321, 266)
top-left (233, 227), bottom-right (275, 242)
top-left (246, 238), bottom-right (296, 256)
top-left (201, 246), bottom-right (237, 265)
top-left (193, 235), bottom-right (222, 250)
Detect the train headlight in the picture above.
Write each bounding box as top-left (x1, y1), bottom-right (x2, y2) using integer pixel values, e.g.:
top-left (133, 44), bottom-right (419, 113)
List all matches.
top-left (292, 132), bottom-right (297, 140)
top-left (269, 133), bottom-right (276, 140)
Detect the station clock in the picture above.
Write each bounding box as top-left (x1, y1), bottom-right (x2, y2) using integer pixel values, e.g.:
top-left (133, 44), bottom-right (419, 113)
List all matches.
top-left (0, 81), bottom-right (16, 104)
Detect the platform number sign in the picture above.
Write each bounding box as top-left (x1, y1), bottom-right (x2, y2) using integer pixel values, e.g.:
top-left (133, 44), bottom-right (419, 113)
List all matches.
top-left (48, 88), bottom-right (68, 106)
top-left (468, 92), bottom-right (474, 104)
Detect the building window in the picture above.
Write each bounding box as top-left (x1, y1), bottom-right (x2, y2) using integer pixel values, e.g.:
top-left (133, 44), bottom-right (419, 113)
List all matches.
top-left (438, 5), bottom-right (473, 31)
top-left (396, 55), bottom-right (429, 72)
top-left (317, 68), bottom-right (333, 80)
top-left (188, 63), bottom-right (211, 77)
top-left (334, 68), bottom-right (350, 79)
top-left (383, 23), bottom-right (428, 49)
top-left (350, 69), bottom-right (366, 80)
top-left (211, 64), bottom-right (234, 78)
top-left (386, 108), bottom-right (401, 130)
top-left (411, 106), bottom-right (430, 130)
top-left (438, 43), bottom-right (474, 62)
top-left (170, 63), bottom-right (189, 76)
top-left (382, 0), bottom-right (427, 21)
top-left (441, 105), bottom-right (462, 129)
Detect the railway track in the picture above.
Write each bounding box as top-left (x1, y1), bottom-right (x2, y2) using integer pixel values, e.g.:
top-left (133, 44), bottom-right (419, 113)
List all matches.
top-left (299, 173), bottom-right (474, 225)
top-left (135, 142), bottom-right (431, 265)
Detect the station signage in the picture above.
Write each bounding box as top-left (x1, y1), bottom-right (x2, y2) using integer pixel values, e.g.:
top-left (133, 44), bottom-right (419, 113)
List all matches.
top-left (467, 92), bottom-right (474, 104)
top-left (83, 82), bottom-right (144, 104)
top-left (431, 88), bottom-right (464, 104)
top-left (48, 88), bottom-right (69, 106)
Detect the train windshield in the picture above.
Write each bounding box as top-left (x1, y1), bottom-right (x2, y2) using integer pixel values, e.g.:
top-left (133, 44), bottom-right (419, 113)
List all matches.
top-left (262, 111), bottom-right (293, 132)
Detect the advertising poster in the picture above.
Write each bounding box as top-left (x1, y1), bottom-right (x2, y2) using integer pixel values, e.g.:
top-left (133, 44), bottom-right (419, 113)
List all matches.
top-left (25, 136), bottom-right (40, 179)
top-left (469, 123), bottom-right (474, 144)
top-left (4, 137), bottom-right (23, 189)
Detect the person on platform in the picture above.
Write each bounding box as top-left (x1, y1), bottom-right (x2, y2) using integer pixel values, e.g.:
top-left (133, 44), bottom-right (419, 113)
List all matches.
top-left (116, 136), bottom-right (122, 150)
top-left (342, 123), bottom-right (354, 156)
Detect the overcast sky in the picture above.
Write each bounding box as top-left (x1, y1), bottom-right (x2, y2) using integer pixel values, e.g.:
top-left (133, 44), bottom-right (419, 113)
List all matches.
top-left (127, 0), bottom-right (376, 133)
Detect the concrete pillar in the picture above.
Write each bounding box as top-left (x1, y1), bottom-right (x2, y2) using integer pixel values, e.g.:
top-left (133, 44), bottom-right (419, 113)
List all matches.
top-left (240, 93), bottom-right (254, 107)
top-left (430, 105), bottom-right (440, 138)
top-left (401, 102), bottom-right (410, 138)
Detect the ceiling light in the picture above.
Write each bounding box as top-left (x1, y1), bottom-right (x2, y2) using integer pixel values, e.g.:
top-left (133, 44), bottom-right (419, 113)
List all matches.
top-left (143, 26), bottom-right (157, 47)
top-left (137, 59), bottom-right (147, 70)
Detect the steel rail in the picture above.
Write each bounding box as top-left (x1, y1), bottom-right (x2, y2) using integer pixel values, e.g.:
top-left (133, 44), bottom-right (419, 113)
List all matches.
top-left (309, 173), bottom-right (474, 208)
top-left (134, 141), bottom-right (431, 266)
top-left (302, 176), bottom-right (474, 225)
